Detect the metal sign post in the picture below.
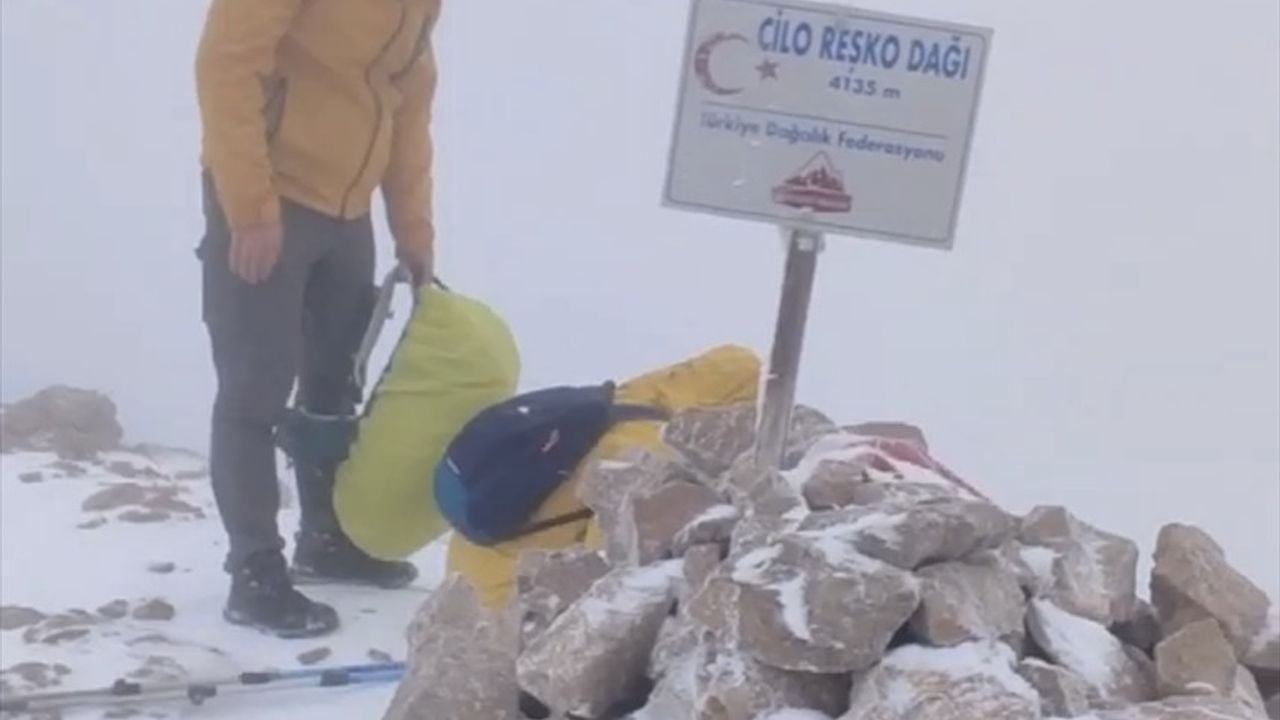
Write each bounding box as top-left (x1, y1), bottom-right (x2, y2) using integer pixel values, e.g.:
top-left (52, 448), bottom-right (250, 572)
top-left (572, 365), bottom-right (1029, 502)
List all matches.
top-left (754, 227), bottom-right (824, 471)
top-left (662, 0), bottom-right (992, 472)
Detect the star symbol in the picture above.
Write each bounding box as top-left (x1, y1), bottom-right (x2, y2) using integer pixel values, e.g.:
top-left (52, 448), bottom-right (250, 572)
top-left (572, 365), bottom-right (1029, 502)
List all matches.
top-left (756, 58), bottom-right (779, 80)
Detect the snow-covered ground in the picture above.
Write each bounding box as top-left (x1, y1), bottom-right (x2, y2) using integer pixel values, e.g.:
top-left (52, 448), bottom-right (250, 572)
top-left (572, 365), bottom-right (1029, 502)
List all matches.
top-left (0, 447), bottom-right (449, 719)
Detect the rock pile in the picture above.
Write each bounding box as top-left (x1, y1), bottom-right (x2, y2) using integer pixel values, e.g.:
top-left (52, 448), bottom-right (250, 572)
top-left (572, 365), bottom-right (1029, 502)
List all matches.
top-left (383, 404), bottom-right (1280, 720)
top-left (0, 385), bottom-right (123, 460)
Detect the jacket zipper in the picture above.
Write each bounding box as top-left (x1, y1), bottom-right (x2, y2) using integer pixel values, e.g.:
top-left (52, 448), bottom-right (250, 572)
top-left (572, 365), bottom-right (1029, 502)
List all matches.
top-left (340, 5), bottom-right (410, 218)
top-left (391, 9), bottom-right (433, 83)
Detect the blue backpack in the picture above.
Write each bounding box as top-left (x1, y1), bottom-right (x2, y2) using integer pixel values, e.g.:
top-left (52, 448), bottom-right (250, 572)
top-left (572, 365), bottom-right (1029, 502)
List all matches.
top-left (433, 382), bottom-right (668, 546)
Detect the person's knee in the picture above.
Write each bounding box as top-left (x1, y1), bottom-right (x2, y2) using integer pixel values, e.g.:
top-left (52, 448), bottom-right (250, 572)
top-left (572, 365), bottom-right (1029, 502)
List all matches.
top-left (213, 349), bottom-right (298, 427)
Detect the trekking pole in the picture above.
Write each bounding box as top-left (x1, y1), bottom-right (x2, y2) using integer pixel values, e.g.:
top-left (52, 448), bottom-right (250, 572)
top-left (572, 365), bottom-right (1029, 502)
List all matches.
top-left (0, 661), bottom-right (406, 715)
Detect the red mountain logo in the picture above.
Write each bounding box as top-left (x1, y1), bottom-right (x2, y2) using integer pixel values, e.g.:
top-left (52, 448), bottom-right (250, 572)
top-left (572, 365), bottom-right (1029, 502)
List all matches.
top-left (771, 152), bottom-right (852, 213)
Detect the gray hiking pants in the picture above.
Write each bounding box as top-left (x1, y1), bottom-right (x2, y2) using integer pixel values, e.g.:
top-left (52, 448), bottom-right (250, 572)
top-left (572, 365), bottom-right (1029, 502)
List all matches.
top-left (197, 173), bottom-right (375, 573)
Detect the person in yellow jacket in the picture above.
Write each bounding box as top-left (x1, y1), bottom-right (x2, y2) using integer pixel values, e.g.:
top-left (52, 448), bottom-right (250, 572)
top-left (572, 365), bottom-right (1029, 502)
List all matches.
top-left (194, 0), bottom-right (441, 639)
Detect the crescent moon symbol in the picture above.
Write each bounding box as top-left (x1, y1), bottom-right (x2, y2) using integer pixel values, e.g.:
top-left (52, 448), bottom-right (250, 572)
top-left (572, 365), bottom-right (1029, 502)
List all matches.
top-left (693, 31), bottom-right (749, 96)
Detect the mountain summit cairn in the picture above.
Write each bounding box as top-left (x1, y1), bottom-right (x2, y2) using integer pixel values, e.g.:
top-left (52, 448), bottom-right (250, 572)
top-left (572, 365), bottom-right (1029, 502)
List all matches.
top-left (381, 403), bottom-right (1280, 720)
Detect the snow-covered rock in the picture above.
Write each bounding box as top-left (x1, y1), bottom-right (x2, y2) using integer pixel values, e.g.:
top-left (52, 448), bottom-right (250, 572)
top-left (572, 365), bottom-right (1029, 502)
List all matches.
top-left (797, 497), bottom-right (1018, 571)
top-left (1017, 657), bottom-right (1092, 718)
top-left (687, 532), bottom-right (921, 674)
top-left (514, 546), bottom-right (609, 650)
top-left (909, 559), bottom-right (1026, 648)
top-left (384, 575), bottom-right (520, 720)
top-left (1088, 695), bottom-right (1265, 719)
top-left (671, 504), bottom-right (739, 557)
top-left (1019, 505), bottom-right (1140, 626)
top-left (1026, 598), bottom-right (1156, 708)
top-left (516, 561), bottom-right (681, 717)
top-left (661, 403), bottom-right (758, 479)
top-left (840, 641), bottom-right (1041, 720)
top-left (614, 478), bottom-right (722, 565)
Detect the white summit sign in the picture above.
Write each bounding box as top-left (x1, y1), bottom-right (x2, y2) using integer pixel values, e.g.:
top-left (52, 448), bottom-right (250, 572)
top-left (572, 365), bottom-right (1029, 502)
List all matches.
top-left (663, 0), bottom-right (992, 248)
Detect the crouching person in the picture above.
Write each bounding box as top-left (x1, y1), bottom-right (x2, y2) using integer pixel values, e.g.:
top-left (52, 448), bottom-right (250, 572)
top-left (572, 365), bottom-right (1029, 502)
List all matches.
top-left (441, 343), bottom-right (762, 610)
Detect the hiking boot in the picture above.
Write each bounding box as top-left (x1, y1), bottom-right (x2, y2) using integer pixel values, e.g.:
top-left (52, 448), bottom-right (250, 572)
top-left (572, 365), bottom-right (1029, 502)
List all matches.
top-left (224, 551), bottom-right (339, 639)
top-left (290, 529), bottom-right (418, 590)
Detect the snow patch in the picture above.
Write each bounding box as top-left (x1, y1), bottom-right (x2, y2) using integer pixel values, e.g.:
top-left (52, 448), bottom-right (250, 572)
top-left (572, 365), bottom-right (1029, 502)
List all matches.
top-left (1020, 545), bottom-right (1059, 583)
top-left (1249, 603), bottom-right (1279, 658)
top-left (878, 641), bottom-right (1040, 709)
top-left (773, 573), bottom-right (812, 642)
top-left (0, 448), bottom-right (450, 720)
top-left (794, 512), bottom-right (902, 568)
top-left (730, 545), bottom-right (784, 585)
top-left (1030, 599), bottom-right (1122, 687)
top-left (596, 459), bottom-right (634, 471)
top-left (780, 432), bottom-right (872, 492)
top-left (579, 560), bottom-right (682, 628)
top-left (689, 503), bottom-right (740, 525)
top-left (761, 709), bottom-right (834, 720)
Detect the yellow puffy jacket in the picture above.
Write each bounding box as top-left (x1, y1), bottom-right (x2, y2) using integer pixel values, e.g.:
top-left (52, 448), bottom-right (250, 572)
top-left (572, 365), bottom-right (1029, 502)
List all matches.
top-left (446, 344), bottom-right (762, 609)
top-left (195, 0), bottom-right (440, 250)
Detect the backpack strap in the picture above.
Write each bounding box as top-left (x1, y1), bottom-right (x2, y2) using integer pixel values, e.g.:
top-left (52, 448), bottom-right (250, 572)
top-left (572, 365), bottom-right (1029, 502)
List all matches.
top-left (508, 507), bottom-right (596, 541)
top-left (496, 402), bottom-right (669, 544)
top-left (609, 403), bottom-right (672, 423)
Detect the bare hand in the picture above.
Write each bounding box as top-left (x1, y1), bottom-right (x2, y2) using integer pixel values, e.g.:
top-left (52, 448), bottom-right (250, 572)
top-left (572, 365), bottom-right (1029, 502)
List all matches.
top-left (229, 223), bottom-right (283, 285)
top-left (394, 223), bottom-right (435, 288)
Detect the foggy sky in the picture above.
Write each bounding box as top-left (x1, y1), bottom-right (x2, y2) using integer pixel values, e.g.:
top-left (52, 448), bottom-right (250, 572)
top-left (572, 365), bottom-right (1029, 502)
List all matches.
top-left (2, 0), bottom-right (1277, 591)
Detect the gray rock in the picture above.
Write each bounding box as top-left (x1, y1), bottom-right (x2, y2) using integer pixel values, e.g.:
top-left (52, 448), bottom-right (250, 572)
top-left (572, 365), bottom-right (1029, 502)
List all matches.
top-left (679, 544), bottom-right (723, 606)
top-left (648, 612), bottom-right (700, 682)
top-left (800, 457), bottom-right (870, 511)
top-left (723, 453), bottom-right (808, 519)
top-left (688, 532), bottom-right (921, 674)
top-left (516, 561), bottom-right (681, 718)
top-left (1019, 506), bottom-right (1140, 626)
top-left (693, 629), bottom-right (851, 720)
top-left (614, 479), bottom-right (722, 566)
top-left (1233, 664), bottom-right (1269, 717)
top-left (0, 385), bottom-right (123, 460)
top-left (779, 405), bottom-right (841, 470)
top-left (640, 651), bottom-right (700, 720)
top-left (0, 606), bottom-right (47, 631)
top-left (909, 560), bottom-right (1026, 647)
top-left (1265, 692), bottom-right (1279, 720)
top-left (970, 540), bottom-right (1056, 598)
top-left (514, 546), bottom-right (610, 651)
top-left (1155, 617), bottom-right (1238, 697)
top-left (843, 421), bottom-right (929, 446)
top-left (577, 452), bottom-right (690, 562)
top-left (1257, 668), bottom-right (1280, 701)
top-left (662, 404), bottom-right (757, 479)
top-left (1245, 607), bottom-right (1280, 673)
top-left (383, 575), bottom-right (520, 720)
top-left (840, 641), bottom-right (1041, 720)
top-left (1027, 597), bottom-right (1156, 708)
top-left (1112, 598), bottom-right (1163, 657)
top-left (798, 497), bottom-right (1018, 571)
top-left (1017, 657), bottom-right (1092, 718)
top-left (1150, 523), bottom-right (1272, 662)
top-left (1091, 695), bottom-right (1265, 719)
top-left (846, 481), bottom-right (959, 508)
top-left (671, 504), bottom-right (740, 558)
